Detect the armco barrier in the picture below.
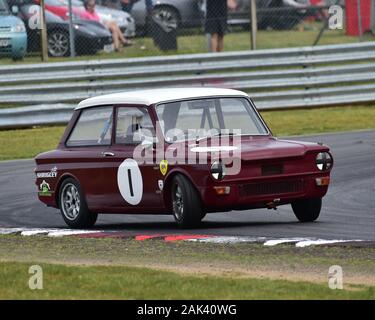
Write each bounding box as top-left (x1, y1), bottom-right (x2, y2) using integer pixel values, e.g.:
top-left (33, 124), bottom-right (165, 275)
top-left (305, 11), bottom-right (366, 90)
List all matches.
top-left (1, 42), bottom-right (375, 128)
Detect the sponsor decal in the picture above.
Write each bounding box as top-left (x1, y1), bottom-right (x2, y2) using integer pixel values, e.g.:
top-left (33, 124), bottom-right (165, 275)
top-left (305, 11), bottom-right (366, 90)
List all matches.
top-left (39, 180), bottom-right (52, 197)
top-left (159, 160), bottom-right (168, 176)
top-left (158, 180), bottom-right (164, 191)
top-left (37, 166), bottom-right (58, 179)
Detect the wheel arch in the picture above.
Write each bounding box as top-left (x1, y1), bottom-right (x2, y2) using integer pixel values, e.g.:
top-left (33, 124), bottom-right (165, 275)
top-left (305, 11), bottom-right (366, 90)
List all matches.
top-left (55, 173), bottom-right (81, 209)
top-left (162, 169), bottom-right (202, 211)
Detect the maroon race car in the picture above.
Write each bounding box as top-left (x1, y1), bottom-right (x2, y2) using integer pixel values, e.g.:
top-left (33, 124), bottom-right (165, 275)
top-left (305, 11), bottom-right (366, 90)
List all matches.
top-left (35, 88), bottom-right (333, 228)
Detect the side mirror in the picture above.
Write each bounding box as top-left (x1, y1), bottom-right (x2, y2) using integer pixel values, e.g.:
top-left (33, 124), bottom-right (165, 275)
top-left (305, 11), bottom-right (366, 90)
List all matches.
top-left (11, 6), bottom-right (19, 15)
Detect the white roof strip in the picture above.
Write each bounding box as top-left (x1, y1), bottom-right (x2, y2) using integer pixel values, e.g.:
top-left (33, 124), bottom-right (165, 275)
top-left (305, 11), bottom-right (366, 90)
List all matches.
top-left (76, 88), bottom-right (248, 109)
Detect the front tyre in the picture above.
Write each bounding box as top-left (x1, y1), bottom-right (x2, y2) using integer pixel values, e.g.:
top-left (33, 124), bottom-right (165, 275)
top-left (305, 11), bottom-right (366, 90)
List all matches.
top-left (48, 30), bottom-right (70, 57)
top-left (291, 198), bottom-right (322, 222)
top-left (171, 174), bottom-right (204, 228)
top-left (59, 178), bottom-right (98, 229)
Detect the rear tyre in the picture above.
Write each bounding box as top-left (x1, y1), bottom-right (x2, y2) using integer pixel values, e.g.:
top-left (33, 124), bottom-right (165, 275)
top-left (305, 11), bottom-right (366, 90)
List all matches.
top-left (171, 174), bottom-right (204, 228)
top-left (291, 198), bottom-right (322, 222)
top-left (59, 178), bottom-right (98, 229)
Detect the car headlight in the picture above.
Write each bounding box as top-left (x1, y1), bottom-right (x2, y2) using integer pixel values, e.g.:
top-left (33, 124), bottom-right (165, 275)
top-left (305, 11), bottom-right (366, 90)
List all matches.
top-left (11, 22), bottom-right (25, 33)
top-left (316, 152), bottom-right (332, 171)
top-left (211, 161), bottom-right (226, 180)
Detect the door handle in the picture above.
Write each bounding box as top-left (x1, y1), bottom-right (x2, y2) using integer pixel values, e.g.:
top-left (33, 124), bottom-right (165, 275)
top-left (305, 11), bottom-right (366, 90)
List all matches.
top-left (101, 152), bottom-right (115, 157)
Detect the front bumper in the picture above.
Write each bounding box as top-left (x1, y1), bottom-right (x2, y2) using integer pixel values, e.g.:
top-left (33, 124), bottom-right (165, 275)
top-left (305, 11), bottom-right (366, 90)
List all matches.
top-left (76, 35), bottom-right (113, 54)
top-left (200, 173), bottom-right (331, 212)
top-left (119, 17), bottom-right (136, 38)
top-left (0, 32), bottom-right (27, 59)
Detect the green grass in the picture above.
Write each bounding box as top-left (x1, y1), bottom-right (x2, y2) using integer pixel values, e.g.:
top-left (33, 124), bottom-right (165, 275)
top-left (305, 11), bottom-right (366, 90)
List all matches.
top-left (1, 235), bottom-right (375, 288)
top-left (0, 261), bottom-right (374, 300)
top-left (0, 25), bottom-right (368, 65)
top-left (0, 235), bottom-right (374, 299)
top-left (261, 105), bottom-right (375, 136)
top-left (0, 126), bottom-right (65, 161)
top-left (0, 105), bottom-right (374, 161)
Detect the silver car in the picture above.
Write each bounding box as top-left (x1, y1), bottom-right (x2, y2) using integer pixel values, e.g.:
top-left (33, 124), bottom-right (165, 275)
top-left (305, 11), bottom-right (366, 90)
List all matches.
top-left (131, 0), bottom-right (202, 30)
top-left (227, 0), bottom-right (312, 30)
top-left (62, 0), bottom-right (136, 37)
top-left (94, 2), bottom-right (136, 37)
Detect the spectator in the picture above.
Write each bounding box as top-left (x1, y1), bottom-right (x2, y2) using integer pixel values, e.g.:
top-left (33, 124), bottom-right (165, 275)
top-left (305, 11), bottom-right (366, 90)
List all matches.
top-left (81, 0), bottom-right (128, 51)
top-left (205, 0), bottom-right (236, 52)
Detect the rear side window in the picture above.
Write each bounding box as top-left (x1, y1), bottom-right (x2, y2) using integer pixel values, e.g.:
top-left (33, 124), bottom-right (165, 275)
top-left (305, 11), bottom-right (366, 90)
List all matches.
top-left (67, 106), bottom-right (113, 147)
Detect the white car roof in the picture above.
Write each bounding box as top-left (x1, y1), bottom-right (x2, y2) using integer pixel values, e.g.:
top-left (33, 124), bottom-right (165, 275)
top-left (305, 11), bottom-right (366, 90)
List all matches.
top-left (76, 88), bottom-right (249, 110)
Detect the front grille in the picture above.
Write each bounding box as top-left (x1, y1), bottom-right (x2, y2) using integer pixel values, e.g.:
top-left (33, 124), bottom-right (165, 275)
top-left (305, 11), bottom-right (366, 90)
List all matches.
top-left (0, 27), bottom-right (11, 33)
top-left (0, 37), bottom-right (11, 53)
top-left (239, 179), bottom-right (304, 197)
top-left (262, 164), bottom-right (284, 176)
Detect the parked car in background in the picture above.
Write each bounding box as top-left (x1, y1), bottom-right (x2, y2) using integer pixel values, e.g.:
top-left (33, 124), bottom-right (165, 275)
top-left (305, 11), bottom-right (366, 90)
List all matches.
top-left (129, 0), bottom-right (202, 31)
top-left (0, 0), bottom-right (26, 60)
top-left (16, 4), bottom-right (112, 57)
top-left (33, 0), bottom-right (135, 38)
top-left (225, 0), bottom-right (312, 30)
top-left (100, 0), bottom-right (311, 34)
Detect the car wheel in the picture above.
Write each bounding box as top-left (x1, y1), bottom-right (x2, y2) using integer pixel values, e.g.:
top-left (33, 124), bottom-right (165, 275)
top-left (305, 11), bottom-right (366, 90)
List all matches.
top-left (59, 178), bottom-right (98, 229)
top-left (291, 198), bottom-right (322, 222)
top-left (152, 5), bottom-right (180, 31)
top-left (48, 30), bottom-right (70, 57)
top-left (171, 174), bottom-right (204, 228)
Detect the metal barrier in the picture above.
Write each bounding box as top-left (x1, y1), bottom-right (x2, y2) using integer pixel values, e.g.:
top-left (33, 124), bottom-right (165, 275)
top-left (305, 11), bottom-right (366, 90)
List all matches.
top-left (1, 41), bottom-right (375, 129)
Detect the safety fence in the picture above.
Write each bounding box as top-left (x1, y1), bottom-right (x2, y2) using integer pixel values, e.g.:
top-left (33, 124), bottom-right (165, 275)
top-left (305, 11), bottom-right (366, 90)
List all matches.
top-left (1, 0), bottom-right (371, 62)
top-left (0, 41), bottom-right (375, 128)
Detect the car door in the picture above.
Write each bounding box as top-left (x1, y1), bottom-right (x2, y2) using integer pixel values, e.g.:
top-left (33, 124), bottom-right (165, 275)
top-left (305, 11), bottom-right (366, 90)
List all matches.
top-left (64, 105), bottom-right (116, 209)
top-left (101, 105), bottom-right (163, 211)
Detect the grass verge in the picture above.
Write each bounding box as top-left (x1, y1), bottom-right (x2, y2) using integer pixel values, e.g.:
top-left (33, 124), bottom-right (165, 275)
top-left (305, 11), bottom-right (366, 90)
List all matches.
top-left (1, 261), bottom-right (374, 300)
top-left (0, 235), bottom-right (374, 299)
top-left (0, 105), bottom-right (374, 161)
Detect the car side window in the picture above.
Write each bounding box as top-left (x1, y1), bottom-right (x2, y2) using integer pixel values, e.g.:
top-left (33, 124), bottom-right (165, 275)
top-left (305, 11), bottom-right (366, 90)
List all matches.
top-left (116, 107), bottom-right (155, 145)
top-left (67, 106), bottom-right (113, 147)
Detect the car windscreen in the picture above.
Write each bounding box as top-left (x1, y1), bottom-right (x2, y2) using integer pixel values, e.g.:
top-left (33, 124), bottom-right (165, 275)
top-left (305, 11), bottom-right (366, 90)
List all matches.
top-left (156, 97), bottom-right (268, 142)
top-left (0, 0), bottom-right (10, 15)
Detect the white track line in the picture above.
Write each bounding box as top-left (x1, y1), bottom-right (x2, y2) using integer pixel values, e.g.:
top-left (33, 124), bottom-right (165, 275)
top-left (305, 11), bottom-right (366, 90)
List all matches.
top-left (47, 230), bottom-right (101, 237)
top-left (264, 238), bottom-right (310, 246)
top-left (295, 239), bottom-right (362, 247)
top-left (0, 228), bottom-right (26, 235)
top-left (188, 236), bottom-right (266, 244)
top-left (0, 227), bottom-right (366, 247)
top-left (0, 227), bottom-right (101, 237)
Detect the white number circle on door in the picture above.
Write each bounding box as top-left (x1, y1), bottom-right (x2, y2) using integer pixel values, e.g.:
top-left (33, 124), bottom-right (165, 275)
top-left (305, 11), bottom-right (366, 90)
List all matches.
top-left (117, 158), bottom-right (143, 205)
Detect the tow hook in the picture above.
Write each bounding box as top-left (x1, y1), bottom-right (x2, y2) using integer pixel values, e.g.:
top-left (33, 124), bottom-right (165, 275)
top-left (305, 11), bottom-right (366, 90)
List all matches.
top-left (266, 198), bottom-right (281, 210)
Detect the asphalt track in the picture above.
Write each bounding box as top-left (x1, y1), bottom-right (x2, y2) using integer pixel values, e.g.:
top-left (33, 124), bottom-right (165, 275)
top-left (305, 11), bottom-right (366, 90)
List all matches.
top-left (0, 130), bottom-right (374, 240)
